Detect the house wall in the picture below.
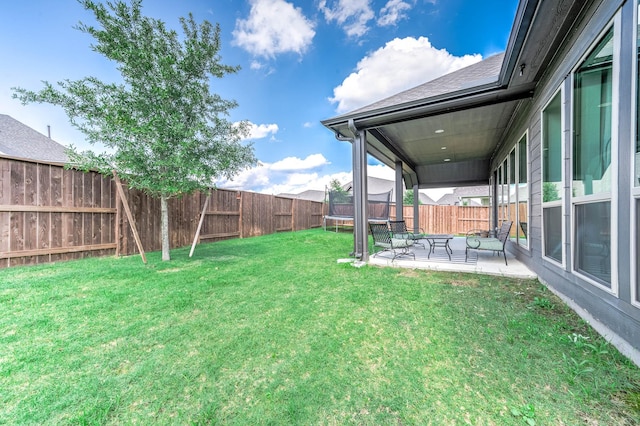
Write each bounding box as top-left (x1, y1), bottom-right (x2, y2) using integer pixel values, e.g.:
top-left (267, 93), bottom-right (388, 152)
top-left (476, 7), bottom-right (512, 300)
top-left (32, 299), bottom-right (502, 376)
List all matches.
top-left (492, 0), bottom-right (640, 354)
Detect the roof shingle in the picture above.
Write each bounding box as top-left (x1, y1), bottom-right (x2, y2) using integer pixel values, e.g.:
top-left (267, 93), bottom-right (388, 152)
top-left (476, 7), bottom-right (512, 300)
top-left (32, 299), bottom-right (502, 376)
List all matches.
top-left (0, 114), bottom-right (68, 163)
top-left (337, 52), bottom-right (505, 118)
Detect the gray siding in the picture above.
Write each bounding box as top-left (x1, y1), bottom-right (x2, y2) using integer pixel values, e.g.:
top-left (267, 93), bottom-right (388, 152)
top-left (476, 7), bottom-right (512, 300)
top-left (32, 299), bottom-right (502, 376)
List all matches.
top-left (493, 0), bottom-right (640, 352)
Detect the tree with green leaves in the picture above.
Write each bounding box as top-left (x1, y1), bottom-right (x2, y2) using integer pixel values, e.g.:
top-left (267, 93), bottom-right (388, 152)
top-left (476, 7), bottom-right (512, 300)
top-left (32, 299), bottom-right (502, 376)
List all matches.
top-left (13, 0), bottom-right (257, 261)
top-left (543, 182), bottom-right (560, 203)
top-left (328, 178), bottom-right (345, 193)
top-left (403, 189), bottom-right (421, 205)
top-left (327, 178), bottom-right (349, 203)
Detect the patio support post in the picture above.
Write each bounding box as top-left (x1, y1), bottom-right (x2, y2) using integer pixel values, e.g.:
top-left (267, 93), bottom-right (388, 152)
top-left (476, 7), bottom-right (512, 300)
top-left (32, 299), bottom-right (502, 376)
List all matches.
top-left (413, 183), bottom-right (419, 233)
top-left (395, 161), bottom-right (403, 221)
top-left (351, 120), bottom-right (369, 261)
top-left (491, 171), bottom-right (499, 232)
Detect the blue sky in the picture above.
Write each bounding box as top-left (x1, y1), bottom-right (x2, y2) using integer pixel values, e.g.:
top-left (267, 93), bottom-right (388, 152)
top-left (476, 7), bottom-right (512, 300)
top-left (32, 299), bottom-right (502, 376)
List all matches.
top-left (0, 0), bottom-right (518, 198)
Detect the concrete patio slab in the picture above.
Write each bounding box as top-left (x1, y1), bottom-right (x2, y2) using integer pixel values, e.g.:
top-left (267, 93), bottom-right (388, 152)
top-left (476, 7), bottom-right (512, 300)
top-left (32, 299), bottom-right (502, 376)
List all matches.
top-left (367, 236), bottom-right (537, 280)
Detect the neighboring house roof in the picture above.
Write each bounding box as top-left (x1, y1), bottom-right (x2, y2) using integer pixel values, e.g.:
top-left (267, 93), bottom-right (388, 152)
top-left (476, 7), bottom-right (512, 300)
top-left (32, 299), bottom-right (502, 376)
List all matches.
top-left (0, 114), bottom-right (68, 163)
top-left (418, 193), bottom-right (436, 205)
top-left (278, 190), bottom-right (325, 203)
top-left (436, 193), bottom-right (458, 205)
top-left (342, 176), bottom-right (437, 204)
top-left (454, 185), bottom-right (490, 198)
top-left (343, 176), bottom-right (395, 196)
top-left (436, 185), bottom-right (490, 205)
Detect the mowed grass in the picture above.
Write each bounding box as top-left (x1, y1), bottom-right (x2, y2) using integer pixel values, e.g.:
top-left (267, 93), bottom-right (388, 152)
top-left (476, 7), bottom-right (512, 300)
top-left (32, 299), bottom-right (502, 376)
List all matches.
top-left (1, 229), bottom-right (640, 425)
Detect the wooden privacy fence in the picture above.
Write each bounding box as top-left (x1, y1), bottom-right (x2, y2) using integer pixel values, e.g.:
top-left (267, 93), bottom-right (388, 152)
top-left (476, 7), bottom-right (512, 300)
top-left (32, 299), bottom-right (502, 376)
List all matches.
top-left (320, 204), bottom-right (491, 235)
top-left (391, 205), bottom-right (490, 235)
top-left (0, 157), bottom-right (324, 268)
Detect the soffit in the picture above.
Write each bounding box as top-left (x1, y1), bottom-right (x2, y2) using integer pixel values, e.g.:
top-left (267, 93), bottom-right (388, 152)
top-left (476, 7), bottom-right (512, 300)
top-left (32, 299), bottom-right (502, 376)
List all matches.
top-left (376, 102), bottom-right (519, 165)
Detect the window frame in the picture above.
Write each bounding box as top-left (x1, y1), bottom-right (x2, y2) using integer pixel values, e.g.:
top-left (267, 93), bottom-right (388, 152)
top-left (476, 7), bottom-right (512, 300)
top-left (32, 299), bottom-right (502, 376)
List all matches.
top-left (632, 0), bottom-right (640, 307)
top-left (498, 131), bottom-right (529, 249)
top-left (515, 131), bottom-right (529, 249)
top-left (570, 17), bottom-right (620, 295)
top-left (541, 88), bottom-right (566, 267)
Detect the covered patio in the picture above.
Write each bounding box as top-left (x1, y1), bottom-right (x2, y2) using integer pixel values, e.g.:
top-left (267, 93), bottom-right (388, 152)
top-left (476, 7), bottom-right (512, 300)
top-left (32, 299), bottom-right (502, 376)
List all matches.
top-left (367, 235), bottom-right (536, 279)
top-left (320, 0), bottom-right (582, 265)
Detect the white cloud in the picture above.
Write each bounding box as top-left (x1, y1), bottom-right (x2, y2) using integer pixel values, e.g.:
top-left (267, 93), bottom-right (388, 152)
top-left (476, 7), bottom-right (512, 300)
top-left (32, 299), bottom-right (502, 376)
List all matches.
top-left (216, 154), bottom-right (333, 194)
top-left (234, 121), bottom-right (279, 140)
top-left (330, 36), bottom-right (482, 113)
top-left (248, 122), bottom-right (279, 139)
top-left (318, 0), bottom-right (375, 38)
top-left (217, 162), bottom-right (272, 190)
top-left (216, 155), bottom-right (453, 198)
top-left (270, 153), bottom-right (329, 171)
top-left (258, 170), bottom-right (353, 195)
top-left (377, 0), bottom-right (413, 27)
top-left (303, 121), bottom-right (315, 128)
top-left (367, 164), bottom-right (395, 180)
top-left (232, 0), bottom-right (315, 58)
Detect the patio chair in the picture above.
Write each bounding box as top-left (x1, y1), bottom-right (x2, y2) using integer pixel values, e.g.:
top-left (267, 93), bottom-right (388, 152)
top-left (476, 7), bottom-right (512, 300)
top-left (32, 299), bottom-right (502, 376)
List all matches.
top-left (520, 221), bottom-right (528, 238)
top-left (465, 221), bottom-right (513, 265)
top-left (388, 220), bottom-right (425, 248)
top-left (369, 222), bottom-right (415, 260)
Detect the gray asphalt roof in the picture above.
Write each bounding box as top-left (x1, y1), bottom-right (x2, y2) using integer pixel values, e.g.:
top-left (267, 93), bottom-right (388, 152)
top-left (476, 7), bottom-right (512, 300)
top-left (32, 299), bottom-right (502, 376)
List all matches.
top-left (278, 189), bottom-right (326, 202)
top-left (453, 185), bottom-right (490, 197)
top-left (337, 52), bottom-right (505, 118)
top-left (0, 114), bottom-right (68, 163)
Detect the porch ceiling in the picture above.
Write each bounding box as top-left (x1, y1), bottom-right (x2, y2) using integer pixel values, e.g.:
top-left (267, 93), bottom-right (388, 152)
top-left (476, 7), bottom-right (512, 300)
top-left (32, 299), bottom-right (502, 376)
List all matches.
top-left (364, 100), bottom-right (523, 188)
top-left (324, 86), bottom-right (531, 189)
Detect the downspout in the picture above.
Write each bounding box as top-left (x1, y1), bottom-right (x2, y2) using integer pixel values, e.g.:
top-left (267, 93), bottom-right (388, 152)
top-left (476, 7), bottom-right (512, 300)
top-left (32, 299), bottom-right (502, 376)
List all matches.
top-left (333, 130), bottom-right (353, 143)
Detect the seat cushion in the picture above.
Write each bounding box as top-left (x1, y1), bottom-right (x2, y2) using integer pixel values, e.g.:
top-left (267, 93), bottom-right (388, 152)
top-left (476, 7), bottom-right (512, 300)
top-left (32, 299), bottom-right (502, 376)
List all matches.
top-left (473, 239), bottom-right (504, 251)
top-left (391, 238), bottom-right (414, 248)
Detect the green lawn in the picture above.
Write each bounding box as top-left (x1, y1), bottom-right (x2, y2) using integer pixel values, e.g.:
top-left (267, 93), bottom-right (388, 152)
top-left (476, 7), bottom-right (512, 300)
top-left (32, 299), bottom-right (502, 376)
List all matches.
top-left (1, 229), bottom-right (639, 424)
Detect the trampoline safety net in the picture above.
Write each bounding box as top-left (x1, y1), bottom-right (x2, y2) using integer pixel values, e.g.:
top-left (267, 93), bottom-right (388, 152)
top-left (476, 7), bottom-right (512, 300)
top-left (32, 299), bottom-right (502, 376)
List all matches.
top-left (326, 190), bottom-right (392, 221)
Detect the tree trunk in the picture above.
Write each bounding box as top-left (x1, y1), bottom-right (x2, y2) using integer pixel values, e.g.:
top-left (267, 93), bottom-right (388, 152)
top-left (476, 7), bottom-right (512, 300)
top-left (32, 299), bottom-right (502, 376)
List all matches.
top-left (161, 195), bottom-right (170, 261)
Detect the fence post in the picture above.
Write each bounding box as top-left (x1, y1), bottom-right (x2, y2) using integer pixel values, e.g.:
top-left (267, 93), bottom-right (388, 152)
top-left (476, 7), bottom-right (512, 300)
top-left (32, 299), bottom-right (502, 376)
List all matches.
top-left (115, 181), bottom-right (121, 257)
top-left (291, 198), bottom-right (296, 231)
top-left (451, 205), bottom-right (458, 235)
top-left (238, 191), bottom-right (243, 238)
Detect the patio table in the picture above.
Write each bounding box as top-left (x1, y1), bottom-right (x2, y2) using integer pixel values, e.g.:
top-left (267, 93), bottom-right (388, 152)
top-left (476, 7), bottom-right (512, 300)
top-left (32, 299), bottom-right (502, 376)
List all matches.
top-left (423, 234), bottom-right (454, 260)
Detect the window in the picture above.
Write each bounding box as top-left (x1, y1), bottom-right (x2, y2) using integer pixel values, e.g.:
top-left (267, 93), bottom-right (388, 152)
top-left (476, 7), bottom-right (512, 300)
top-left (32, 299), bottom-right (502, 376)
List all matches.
top-left (573, 28), bottom-right (613, 197)
top-left (575, 201), bottom-right (611, 285)
top-left (509, 148), bottom-right (517, 239)
top-left (517, 134), bottom-right (529, 248)
top-left (573, 26), bottom-right (614, 288)
top-left (635, 0), bottom-right (640, 302)
top-left (507, 134), bottom-right (528, 247)
top-left (636, 0), bottom-right (640, 188)
top-left (499, 162), bottom-right (507, 225)
top-left (542, 91), bottom-right (563, 263)
top-left (636, 200), bottom-right (640, 298)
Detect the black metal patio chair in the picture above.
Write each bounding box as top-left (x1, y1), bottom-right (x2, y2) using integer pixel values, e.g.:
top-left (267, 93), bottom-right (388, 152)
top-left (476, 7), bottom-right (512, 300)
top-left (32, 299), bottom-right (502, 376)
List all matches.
top-left (369, 222), bottom-right (415, 260)
top-left (388, 220), bottom-right (425, 248)
top-left (465, 221), bottom-right (512, 265)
